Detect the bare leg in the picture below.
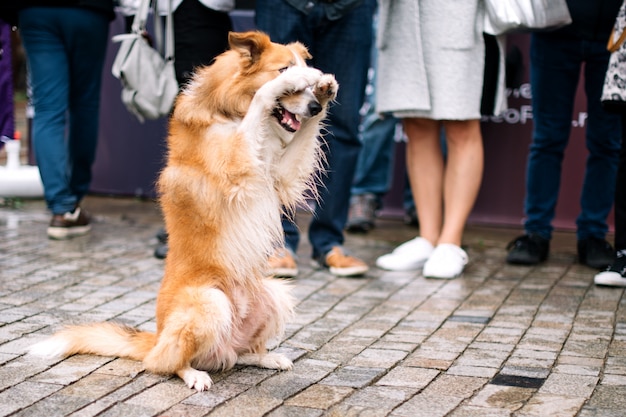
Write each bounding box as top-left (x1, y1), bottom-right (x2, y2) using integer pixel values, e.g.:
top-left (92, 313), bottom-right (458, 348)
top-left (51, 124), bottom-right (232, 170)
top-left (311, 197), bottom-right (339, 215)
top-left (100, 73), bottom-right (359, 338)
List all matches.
top-left (404, 118), bottom-right (444, 246)
top-left (439, 119), bottom-right (484, 246)
top-left (404, 118), bottom-right (483, 247)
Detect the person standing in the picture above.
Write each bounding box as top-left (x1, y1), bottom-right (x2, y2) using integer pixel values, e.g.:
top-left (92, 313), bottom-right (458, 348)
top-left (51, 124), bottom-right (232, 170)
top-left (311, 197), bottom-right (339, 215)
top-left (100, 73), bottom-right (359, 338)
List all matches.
top-left (18, 0), bottom-right (115, 239)
top-left (118, 0), bottom-right (235, 258)
top-left (595, 0), bottom-right (626, 286)
top-left (506, 0), bottom-right (622, 270)
top-left (374, 0), bottom-right (507, 279)
top-left (257, 0), bottom-right (375, 277)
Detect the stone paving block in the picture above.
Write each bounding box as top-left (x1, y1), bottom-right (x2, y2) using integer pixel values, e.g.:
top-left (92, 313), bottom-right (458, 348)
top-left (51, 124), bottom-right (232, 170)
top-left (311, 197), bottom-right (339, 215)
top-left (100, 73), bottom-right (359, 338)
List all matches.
top-left (284, 384), bottom-right (354, 409)
top-left (446, 364), bottom-right (499, 379)
top-left (91, 402), bottom-right (160, 417)
top-left (498, 365), bottom-right (550, 379)
top-left (506, 348), bottom-right (558, 369)
top-left (515, 393), bottom-right (586, 417)
top-left (160, 403), bottom-right (213, 417)
top-left (388, 392), bottom-right (462, 417)
top-left (320, 366), bottom-right (385, 388)
top-left (421, 374), bottom-right (488, 398)
top-left (448, 405), bottom-right (514, 416)
top-left (342, 386), bottom-right (415, 413)
top-left (600, 374), bottom-right (626, 385)
top-left (204, 389), bottom-right (283, 417)
top-left (347, 348), bottom-right (407, 368)
top-left (403, 347), bottom-right (457, 370)
top-left (0, 381), bottom-right (62, 417)
top-left (124, 379), bottom-right (195, 413)
top-left (0, 357), bottom-right (50, 390)
top-left (31, 354), bottom-right (114, 385)
top-left (265, 405), bottom-right (323, 417)
top-left (376, 366), bottom-right (439, 389)
top-left (453, 346), bottom-right (511, 369)
top-left (181, 380), bottom-right (249, 409)
top-left (12, 373), bottom-right (130, 417)
top-left (539, 373), bottom-right (598, 398)
top-left (467, 383), bottom-right (533, 411)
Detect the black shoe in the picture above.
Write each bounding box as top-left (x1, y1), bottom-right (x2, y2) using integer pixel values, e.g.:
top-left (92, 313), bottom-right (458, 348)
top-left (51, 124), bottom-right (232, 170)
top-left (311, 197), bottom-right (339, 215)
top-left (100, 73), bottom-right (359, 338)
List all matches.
top-left (578, 237), bottom-right (615, 270)
top-left (155, 227), bottom-right (168, 243)
top-left (506, 234), bottom-right (549, 265)
top-left (154, 242), bottom-right (168, 259)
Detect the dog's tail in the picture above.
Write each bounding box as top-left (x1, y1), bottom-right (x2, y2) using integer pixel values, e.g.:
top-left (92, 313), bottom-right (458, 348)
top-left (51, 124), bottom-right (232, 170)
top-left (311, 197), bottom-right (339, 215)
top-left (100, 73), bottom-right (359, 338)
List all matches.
top-left (28, 322), bottom-right (156, 362)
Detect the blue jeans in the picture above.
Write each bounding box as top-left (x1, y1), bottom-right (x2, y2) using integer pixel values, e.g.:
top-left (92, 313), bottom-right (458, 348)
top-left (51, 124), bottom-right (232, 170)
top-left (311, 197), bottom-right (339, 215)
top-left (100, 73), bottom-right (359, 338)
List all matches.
top-left (524, 33), bottom-right (621, 241)
top-left (256, 0), bottom-right (375, 259)
top-left (19, 7), bottom-right (109, 214)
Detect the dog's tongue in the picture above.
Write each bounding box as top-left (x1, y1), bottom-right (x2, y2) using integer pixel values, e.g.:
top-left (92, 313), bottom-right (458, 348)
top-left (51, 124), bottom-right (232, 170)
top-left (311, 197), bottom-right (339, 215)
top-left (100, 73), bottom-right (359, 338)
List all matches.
top-left (283, 110), bottom-right (301, 131)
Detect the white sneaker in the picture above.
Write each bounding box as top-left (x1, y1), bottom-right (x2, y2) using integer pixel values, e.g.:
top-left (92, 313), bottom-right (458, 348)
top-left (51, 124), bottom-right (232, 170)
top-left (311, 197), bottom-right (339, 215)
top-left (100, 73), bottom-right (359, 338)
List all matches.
top-left (375, 237), bottom-right (434, 271)
top-left (594, 270), bottom-right (626, 287)
top-left (423, 244), bottom-right (468, 279)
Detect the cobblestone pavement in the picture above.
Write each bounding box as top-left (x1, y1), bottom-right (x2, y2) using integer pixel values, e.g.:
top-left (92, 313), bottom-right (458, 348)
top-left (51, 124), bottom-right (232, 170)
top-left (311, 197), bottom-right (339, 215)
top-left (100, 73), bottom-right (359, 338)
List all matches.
top-left (1, 196), bottom-right (625, 417)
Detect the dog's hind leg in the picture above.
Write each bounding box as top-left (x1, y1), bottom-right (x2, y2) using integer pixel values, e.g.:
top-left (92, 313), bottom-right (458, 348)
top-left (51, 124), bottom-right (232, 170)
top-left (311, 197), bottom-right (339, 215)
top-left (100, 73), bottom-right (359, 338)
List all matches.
top-left (236, 352), bottom-right (293, 370)
top-left (144, 286), bottom-right (234, 391)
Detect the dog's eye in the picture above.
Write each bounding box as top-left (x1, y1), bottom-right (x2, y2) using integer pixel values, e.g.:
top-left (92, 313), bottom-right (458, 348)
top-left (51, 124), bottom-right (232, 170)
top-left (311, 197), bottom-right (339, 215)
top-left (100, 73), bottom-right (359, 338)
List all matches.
top-left (278, 67), bottom-right (289, 73)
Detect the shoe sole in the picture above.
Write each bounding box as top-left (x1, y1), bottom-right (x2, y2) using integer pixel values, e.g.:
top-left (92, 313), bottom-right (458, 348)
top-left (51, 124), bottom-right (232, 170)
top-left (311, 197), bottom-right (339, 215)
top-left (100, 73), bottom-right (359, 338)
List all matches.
top-left (375, 258), bottom-right (426, 271)
top-left (346, 221), bottom-right (374, 234)
top-left (271, 268), bottom-right (298, 278)
top-left (594, 271), bottom-right (626, 287)
top-left (329, 265), bottom-right (369, 277)
top-left (47, 225), bottom-right (91, 240)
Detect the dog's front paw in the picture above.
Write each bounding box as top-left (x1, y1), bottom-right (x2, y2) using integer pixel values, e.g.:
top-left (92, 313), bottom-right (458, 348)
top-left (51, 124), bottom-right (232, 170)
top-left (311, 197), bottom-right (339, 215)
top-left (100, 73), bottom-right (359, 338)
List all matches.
top-left (279, 66), bottom-right (323, 93)
top-left (314, 74), bottom-right (338, 105)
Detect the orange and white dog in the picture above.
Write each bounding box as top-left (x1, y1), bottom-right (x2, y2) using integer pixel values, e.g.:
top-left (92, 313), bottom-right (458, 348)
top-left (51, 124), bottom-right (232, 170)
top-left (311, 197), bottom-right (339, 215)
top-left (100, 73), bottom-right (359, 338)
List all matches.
top-left (28, 31), bottom-right (338, 392)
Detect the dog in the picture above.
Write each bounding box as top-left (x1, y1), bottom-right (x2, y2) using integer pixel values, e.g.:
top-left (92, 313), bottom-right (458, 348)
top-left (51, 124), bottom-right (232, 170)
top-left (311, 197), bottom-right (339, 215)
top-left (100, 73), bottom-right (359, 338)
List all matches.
top-left (28, 31), bottom-right (338, 392)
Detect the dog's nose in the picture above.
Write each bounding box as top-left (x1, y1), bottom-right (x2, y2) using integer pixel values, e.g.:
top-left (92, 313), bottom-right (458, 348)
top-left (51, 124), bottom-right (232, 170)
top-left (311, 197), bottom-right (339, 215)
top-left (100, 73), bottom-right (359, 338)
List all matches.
top-left (308, 101), bottom-right (322, 116)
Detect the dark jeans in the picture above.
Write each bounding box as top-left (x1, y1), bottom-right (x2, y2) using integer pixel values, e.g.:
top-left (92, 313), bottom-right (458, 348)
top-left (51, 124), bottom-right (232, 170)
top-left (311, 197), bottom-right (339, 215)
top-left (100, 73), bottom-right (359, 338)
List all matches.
top-left (255, 0), bottom-right (375, 259)
top-left (19, 7), bottom-right (109, 214)
top-left (524, 33), bottom-right (621, 241)
top-left (616, 114), bottom-right (626, 251)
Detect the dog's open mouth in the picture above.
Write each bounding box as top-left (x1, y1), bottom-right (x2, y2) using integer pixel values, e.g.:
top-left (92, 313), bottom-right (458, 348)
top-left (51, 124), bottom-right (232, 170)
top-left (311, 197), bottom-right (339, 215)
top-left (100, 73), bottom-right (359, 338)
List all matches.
top-left (273, 105), bottom-right (301, 132)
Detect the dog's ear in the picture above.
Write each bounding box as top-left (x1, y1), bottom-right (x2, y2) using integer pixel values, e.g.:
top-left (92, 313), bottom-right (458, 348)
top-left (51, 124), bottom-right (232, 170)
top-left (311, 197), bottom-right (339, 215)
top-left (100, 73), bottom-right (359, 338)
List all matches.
top-left (228, 31), bottom-right (271, 65)
top-left (289, 42), bottom-right (312, 61)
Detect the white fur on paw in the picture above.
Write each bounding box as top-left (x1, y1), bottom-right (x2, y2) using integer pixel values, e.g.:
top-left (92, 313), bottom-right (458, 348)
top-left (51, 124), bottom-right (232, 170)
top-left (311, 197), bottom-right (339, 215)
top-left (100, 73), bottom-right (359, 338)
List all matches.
top-left (180, 368), bottom-right (213, 392)
top-left (259, 353), bottom-right (293, 370)
top-left (281, 66), bottom-right (322, 92)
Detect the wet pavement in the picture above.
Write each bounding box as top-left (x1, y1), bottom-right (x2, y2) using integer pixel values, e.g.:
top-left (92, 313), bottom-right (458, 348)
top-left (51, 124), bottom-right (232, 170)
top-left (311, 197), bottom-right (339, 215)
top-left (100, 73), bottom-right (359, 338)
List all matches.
top-left (0, 195), bottom-right (625, 417)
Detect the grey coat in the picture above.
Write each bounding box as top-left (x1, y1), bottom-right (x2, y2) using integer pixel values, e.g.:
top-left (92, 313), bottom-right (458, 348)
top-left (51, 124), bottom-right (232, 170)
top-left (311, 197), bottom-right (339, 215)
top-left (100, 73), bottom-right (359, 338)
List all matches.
top-left (375, 0), bottom-right (507, 119)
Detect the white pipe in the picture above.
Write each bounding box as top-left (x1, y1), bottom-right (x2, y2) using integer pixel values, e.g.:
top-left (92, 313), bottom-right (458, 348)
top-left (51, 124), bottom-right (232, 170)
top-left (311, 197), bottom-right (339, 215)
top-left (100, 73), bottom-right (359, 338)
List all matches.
top-left (0, 167), bottom-right (44, 197)
top-left (0, 137), bottom-right (44, 198)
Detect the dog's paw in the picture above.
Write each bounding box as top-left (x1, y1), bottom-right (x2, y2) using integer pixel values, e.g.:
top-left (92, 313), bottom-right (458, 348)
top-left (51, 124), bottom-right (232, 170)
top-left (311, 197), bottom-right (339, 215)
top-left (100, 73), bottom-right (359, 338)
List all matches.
top-left (279, 66), bottom-right (323, 93)
top-left (178, 367), bottom-right (213, 392)
top-left (314, 74), bottom-right (338, 104)
top-left (257, 352), bottom-right (293, 370)
top-left (237, 352), bottom-right (293, 370)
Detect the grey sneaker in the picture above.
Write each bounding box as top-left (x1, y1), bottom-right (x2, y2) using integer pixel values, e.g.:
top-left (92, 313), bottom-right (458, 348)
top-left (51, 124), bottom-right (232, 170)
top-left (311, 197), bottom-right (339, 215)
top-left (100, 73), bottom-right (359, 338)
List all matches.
top-left (346, 193), bottom-right (378, 233)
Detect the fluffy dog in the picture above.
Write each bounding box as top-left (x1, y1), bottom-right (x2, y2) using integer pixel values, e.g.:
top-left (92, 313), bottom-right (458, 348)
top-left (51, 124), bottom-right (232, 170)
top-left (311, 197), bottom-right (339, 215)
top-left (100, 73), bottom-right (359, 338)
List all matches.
top-left (28, 31), bottom-right (338, 392)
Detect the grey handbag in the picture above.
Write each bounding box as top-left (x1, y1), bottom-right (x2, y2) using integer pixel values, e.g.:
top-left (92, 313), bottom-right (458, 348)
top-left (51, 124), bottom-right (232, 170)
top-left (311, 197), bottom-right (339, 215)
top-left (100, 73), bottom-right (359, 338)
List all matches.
top-left (111, 0), bottom-right (178, 122)
top-left (602, 0), bottom-right (626, 112)
top-left (484, 0), bottom-right (572, 36)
